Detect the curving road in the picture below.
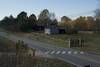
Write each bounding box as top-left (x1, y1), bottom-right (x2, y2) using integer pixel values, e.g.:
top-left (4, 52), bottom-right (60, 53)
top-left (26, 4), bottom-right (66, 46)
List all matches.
top-left (0, 31), bottom-right (100, 67)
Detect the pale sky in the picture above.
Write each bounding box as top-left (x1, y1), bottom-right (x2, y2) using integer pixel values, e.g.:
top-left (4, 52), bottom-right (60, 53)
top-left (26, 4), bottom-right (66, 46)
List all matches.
top-left (0, 0), bottom-right (98, 20)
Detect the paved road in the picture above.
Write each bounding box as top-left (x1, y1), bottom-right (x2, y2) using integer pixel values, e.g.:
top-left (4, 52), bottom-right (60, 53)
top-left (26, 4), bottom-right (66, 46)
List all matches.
top-left (0, 31), bottom-right (100, 67)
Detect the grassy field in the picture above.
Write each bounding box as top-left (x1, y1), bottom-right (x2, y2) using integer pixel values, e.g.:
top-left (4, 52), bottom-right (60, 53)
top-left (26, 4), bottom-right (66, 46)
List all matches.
top-left (0, 36), bottom-right (16, 52)
top-left (73, 34), bottom-right (100, 54)
top-left (15, 32), bottom-right (100, 55)
top-left (0, 55), bottom-right (76, 67)
top-left (0, 27), bottom-right (100, 54)
top-left (0, 36), bottom-right (76, 67)
top-left (34, 57), bottom-right (76, 67)
top-left (16, 32), bottom-right (69, 47)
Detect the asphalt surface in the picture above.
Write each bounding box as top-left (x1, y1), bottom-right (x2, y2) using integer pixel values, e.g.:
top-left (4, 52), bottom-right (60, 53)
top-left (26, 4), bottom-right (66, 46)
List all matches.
top-left (0, 31), bottom-right (100, 67)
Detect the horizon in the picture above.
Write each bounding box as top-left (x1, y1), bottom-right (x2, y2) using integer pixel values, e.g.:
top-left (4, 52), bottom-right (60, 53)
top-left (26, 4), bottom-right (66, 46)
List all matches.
top-left (0, 0), bottom-right (98, 20)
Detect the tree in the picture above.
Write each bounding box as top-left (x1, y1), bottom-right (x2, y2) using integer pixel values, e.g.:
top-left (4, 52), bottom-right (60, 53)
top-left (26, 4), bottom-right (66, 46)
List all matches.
top-left (49, 13), bottom-right (58, 25)
top-left (61, 16), bottom-right (71, 23)
top-left (9, 15), bottom-right (14, 21)
top-left (0, 15), bottom-right (16, 31)
top-left (28, 14), bottom-right (37, 26)
top-left (94, 9), bottom-right (100, 19)
top-left (93, 19), bottom-right (100, 31)
top-left (17, 11), bottom-right (28, 28)
top-left (59, 16), bottom-right (71, 26)
top-left (51, 19), bottom-right (58, 25)
top-left (17, 11), bottom-right (28, 20)
top-left (17, 11), bottom-right (37, 32)
top-left (60, 16), bottom-right (72, 28)
top-left (29, 14), bottom-right (37, 22)
top-left (0, 16), bottom-right (10, 25)
top-left (28, 14), bottom-right (37, 30)
top-left (74, 16), bottom-right (90, 31)
top-left (59, 16), bottom-right (72, 29)
top-left (16, 40), bottom-right (28, 55)
top-left (38, 9), bottom-right (52, 27)
top-left (0, 15), bottom-right (15, 24)
top-left (85, 16), bottom-right (94, 30)
top-left (93, 9), bottom-right (100, 32)
top-left (38, 9), bottom-right (50, 20)
top-left (49, 12), bottom-right (56, 21)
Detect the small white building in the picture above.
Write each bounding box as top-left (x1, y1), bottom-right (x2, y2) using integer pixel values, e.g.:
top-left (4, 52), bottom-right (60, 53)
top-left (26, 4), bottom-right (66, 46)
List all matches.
top-left (44, 25), bottom-right (67, 35)
top-left (45, 25), bottom-right (59, 35)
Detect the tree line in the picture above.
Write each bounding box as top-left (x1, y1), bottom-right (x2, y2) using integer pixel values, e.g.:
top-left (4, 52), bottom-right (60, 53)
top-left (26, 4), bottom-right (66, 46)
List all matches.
top-left (0, 9), bottom-right (100, 33)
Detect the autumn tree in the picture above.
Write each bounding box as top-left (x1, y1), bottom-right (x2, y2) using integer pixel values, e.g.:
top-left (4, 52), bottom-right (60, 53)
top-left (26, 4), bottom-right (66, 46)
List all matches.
top-left (74, 16), bottom-right (92, 31)
top-left (85, 16), bottom-right (94, 30)
top-left (59, 16), bottom-right (72, 30)
top-left (61, 16), bottom-right (71, 23)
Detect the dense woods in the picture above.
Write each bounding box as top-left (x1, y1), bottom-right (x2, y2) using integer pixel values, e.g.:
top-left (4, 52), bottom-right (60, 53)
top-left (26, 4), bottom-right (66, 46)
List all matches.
top-left (0, 9), bottom-right (100, 33)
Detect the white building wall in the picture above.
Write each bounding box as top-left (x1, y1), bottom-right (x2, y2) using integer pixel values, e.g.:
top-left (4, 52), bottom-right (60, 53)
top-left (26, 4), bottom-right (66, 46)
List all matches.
top-left (45, 28), bottom-right (51, 34)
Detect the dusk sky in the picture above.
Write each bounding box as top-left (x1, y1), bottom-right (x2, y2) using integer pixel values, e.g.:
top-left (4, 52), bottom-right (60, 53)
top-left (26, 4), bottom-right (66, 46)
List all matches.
top-left (0, 0), bottom-right (98, 20)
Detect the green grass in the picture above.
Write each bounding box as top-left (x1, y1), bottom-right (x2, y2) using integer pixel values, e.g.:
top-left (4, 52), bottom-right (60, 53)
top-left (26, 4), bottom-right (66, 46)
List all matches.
top-left (1, 28), bottom-right (100, 55)
top-left (35, 57), bottom-right (76, 67)
top-left (0, 36), bottom-right (76, 67)
top-left (30, 33), bottom-right (70, 47)
top-left (0, 36), bottom-right (16, 52)
top-left (17, 32), bottom-right (100, 55)
top-left (73, 34), bottom-right (100, 55)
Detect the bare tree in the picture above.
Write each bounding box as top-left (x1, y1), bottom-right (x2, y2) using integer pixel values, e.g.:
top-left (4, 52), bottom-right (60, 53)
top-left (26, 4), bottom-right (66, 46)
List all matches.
top-left (94, 9), bottom-right (100, 19)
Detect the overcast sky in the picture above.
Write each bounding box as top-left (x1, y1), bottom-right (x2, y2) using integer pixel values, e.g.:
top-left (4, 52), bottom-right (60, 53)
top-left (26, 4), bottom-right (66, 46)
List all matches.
top-left (0, 0), bottom-right (98, 20)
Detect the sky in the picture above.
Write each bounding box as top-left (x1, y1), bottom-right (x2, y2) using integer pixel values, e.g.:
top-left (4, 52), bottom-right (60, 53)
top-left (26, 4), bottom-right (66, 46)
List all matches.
top-left (0, 0), bottom-right (98, 20)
